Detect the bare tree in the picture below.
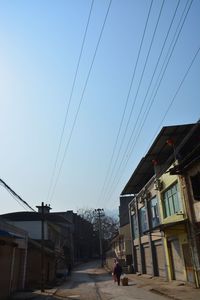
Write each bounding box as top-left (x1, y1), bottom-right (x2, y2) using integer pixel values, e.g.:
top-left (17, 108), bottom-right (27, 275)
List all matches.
top-left (77, 208), bottom-right (119, 243)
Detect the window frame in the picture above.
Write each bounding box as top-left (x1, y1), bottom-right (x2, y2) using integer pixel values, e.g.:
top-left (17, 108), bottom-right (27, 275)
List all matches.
top-left (190, 172), bottom-right (200, 201)
top-left (162, 181), bottom-right (182, 218)
top-left (131, 213), bottom-right (139, 239)
top-left (139, 206), bottom-right (148, 235)
top-left (149, 196), bottom-right (160, 228)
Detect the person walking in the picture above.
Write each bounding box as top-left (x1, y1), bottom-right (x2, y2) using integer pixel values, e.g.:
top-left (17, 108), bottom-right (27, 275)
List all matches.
top-left (67, 263), bottom-right (72, 276)
top-left (112, 258), bottom-right (117, 282)
top-left (113, 261), bottom-right (122, 286)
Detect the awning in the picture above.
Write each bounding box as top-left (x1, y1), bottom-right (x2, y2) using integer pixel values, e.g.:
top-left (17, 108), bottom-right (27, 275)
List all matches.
top-left (121, 123), bottom-right (195, 195)
top-left (0, 229), bottom-right (23, 239)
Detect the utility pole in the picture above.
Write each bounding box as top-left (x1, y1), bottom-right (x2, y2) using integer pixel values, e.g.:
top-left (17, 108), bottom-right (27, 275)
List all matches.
top-left (37, 202), bottom-right (45, 292)
top-left (36, 202), bottom-right (52, 293)
top-left (41, 202), bottom-right (45, 292)
top-left (94, 208), bottom-right (104, 267)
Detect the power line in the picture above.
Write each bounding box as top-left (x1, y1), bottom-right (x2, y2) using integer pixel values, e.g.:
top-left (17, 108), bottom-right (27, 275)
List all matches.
top-left (142, 0), bottom-right (194, 153)
top-left (107, 39), bottom-right (199, 205)
top-left (127, 0), bottom-right (194, 161)
top-left (118, 0), bottom-right (181, 164)
top-left (47, 0), bottom-right (95, 203)
top-left (148, 45), bottom-right (200, 151)
top-left (97, 0), bottom-right (154, 206)
top-left (104, 0), bottom-right (185, 201)
top-left (102, 0), bottom-right (165, 203)
top-left (103, 0), bottom-right (195, 204)
top-left (0, 178), bottom-right (36, 212)
top-left (49, 0), bottom-right (113, 203)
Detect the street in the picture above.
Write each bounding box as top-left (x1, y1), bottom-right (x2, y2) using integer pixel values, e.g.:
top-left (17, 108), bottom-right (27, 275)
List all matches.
top-left (54, 261), bottom-right (167, 300)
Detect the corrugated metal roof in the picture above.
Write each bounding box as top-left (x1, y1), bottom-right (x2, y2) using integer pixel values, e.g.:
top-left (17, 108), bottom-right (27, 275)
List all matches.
top-left (121, 123), bottom-right (195, 195)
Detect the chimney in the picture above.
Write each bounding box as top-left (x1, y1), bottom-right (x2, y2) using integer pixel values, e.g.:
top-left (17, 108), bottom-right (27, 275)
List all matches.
top-left (36, 204), bottom-right (52, 214)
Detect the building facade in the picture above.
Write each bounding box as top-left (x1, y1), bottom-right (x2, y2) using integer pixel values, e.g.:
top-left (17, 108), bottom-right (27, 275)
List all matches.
top-left (121, 122), bottom-right (200, 287)
top-left (0, 217), bottom-right (28, 299)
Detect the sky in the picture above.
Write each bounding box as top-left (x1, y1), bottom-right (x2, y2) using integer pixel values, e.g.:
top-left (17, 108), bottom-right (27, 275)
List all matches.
top-left (0, 0), bottom-right (199, 215)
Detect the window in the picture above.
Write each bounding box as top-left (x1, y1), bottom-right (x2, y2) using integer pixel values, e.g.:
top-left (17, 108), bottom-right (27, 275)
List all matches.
top-left (162, 182), bottom-right (182, 217)
top-left (119, 236), bottom-right (124, 251)
top-left (139, 206), bottom-right (148, 235)
top-left (190, 172), bottom-right (200, 200)
top-left (150, 196), bottom-right (160, 228)
top-left (131, 214), bottom-right (139, 239)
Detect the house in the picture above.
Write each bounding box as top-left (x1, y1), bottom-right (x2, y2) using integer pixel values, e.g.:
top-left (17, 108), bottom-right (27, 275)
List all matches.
top-left (0, 217), bottom-right (28, 299)
top-left (168, 121), bottom-right (200, 285)
top-left (1, 205), bottom-right (72, 288)
top-left (106, 195), bottom-right (133, 273)
top-left (127, 177), bottom-right (165, 277)
top-left (121, 121), bottom-right (200, 287)
top-left (61, 211), bottom-right (95, 263)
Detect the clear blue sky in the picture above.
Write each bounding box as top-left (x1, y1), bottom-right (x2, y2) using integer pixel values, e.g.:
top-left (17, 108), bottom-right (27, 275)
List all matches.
top-left (0, 0), bottom-right (199, 214)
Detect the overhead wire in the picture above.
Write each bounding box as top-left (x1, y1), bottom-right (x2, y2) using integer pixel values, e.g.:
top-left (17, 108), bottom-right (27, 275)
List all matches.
top-left (116, 0), bottom-right (181, 166)
top-left (117, 43), bottom-right (200, 198)
top-left (46, 0), bottom-right (95, 203)
top-left (104, 0), bottom-right (195, 203)
top-left (4, 188), bottom-right (28, 211)
top-left (142, 0), bottom-right (194, 153)
top-left (147, 45), bottom-right (200, 153)
top-left (102, 0), bottom-right (165, 203)
top-left (96, 0), bottom-right (154, 206)
top-left (103, 0), bottom-right (184, 201)
top-left (0, 178), bottom-right (36, 212)
top-left (49, 0), bottom-right (113, 204)
top-left (125, 0), bottom-right (194, 163)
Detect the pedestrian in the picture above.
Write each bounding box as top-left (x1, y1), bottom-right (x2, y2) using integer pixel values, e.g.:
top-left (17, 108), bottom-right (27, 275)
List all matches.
top-left (67, 263), bottom-right (72, 276)
top-left (112, 258), bottom-right (117, 282)
top-left (113, 261), bottom-right (122, 286)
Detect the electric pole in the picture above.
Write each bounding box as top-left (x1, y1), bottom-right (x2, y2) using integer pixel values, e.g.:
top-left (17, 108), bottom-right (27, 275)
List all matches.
top-left (94, 208), bottom-right (104, 267)
top-left (41, 202), bottom-right (45, 292)
top-left (36, 202), bottom-right (45, 292)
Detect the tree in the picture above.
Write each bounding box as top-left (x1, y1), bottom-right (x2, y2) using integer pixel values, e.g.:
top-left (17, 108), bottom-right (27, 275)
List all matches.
top-left (77, 208), bottom-right (119, 246)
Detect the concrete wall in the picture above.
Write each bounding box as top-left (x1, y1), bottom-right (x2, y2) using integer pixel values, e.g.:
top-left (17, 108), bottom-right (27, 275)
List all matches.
top-left (0, 244), bottom-right (13, 299)
top-left (8, 221), bottom-right (47, 239)
top-left (26, 246), bottom-right (55, 288)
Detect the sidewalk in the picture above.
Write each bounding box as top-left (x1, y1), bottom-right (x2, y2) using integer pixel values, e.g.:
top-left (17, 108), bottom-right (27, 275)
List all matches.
top-left (9, 288), bottom-right (57, 300)
top-left (127, 273), bottom-right (200, 300)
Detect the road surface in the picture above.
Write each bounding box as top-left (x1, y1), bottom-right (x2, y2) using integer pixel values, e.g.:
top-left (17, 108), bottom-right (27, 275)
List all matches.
top-left (55, 260), bottom-right (168, 300)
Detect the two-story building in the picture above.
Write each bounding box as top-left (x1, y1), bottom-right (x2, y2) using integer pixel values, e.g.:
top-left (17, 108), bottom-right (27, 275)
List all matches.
top-left (106, 195), bottom-right (133, 272)
top-left (121, 121), bottom-right (200, 287)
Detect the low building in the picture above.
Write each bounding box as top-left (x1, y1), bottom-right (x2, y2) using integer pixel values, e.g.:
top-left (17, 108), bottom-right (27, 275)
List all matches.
top-left (1, 205), bottom-right (72, 288)
top-left (0, 217), bottom-right (28, 299)
top-left (106, 196), bottom-right (133, 273)
top-left (62, 211), bottom-right (95, 263)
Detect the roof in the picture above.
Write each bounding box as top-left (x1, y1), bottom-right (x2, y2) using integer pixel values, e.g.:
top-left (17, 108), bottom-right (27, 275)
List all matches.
top-left (0, 229), bottom-right (23, 239)
top-left (121, 123), bottom-right (195, 195)
top-left (1, 211), bottom-right (71, 224)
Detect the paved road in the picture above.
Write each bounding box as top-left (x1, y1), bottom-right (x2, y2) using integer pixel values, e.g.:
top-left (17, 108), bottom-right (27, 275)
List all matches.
top-left (55, 261), bottom-right (168, 300)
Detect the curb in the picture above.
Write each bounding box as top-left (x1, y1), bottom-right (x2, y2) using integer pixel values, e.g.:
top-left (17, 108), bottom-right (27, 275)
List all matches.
top-left (150, 288), bottom-right (181, 300)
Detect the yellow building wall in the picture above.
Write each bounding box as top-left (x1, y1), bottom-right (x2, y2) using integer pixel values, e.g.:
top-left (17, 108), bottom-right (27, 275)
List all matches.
top-left (163, 229), bottom-right (188, 281)
top-left (157, 165), bottom-right (189, 282)
top-left (158, 168), bottom-right (187, 224)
